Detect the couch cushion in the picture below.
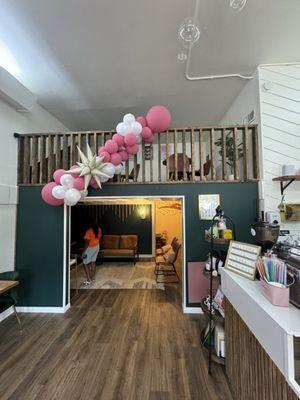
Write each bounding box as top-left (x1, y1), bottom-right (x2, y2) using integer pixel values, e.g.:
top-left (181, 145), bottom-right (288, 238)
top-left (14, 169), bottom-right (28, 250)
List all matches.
top-left (102, 249), bottom-right (134, 257)
top-left (119, 235), bottom-right (137, 250)
top-left (101, 235), bottom-right (120, 249)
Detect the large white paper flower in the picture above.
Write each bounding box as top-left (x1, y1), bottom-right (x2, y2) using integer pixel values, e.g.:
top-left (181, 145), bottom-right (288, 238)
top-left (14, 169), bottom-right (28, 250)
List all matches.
top-left (67, 144), bottom-right (112, 190)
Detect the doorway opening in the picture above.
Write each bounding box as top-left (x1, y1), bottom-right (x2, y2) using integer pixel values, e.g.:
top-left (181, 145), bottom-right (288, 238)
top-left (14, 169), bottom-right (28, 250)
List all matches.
top-left (65, 196), bottom-right (186, 309)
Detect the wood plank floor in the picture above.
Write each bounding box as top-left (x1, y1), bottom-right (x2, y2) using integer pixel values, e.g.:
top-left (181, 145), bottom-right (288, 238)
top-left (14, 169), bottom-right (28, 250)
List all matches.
top-left (0, 288), bottom-right (233, 400)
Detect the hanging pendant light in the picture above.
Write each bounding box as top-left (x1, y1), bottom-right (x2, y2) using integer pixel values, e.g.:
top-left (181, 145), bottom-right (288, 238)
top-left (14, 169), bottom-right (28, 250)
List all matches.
top-left (229, 0), bottom-right (247, 13)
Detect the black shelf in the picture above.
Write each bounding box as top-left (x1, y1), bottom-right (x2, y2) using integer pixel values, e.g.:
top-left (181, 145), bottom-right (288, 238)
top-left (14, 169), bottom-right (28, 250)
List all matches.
top-left (200, 299), bottom-right (224, 325)
top-left (200, 328), bottom-right (226, 366)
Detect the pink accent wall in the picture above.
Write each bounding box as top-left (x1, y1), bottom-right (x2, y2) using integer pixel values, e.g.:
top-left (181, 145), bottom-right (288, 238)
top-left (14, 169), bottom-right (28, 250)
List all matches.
top-left (187, 261), bottom-right (219, 303)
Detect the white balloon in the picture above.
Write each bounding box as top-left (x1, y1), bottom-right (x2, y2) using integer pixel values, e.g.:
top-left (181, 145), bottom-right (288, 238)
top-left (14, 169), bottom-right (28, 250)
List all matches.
top-left (100, 175), bottom-right (110, 183)
top-left (135, 135), bottom-right (142, 144)
top-left (131, 121), bottom-right (142, 135)
top-left (65, 188), bottom-right (81, 204)
top-left (60, 174), bottom-right (74, 189)
top-left (123, 113), bottom-right (135, 125)
top-left (123, 123), bottom-right (132, 135)
top-left (116, 122), bottom-right (126, 135)
top-left (114, 164), bottom-right (123, 174)
top-left (81, 189), bottom-right (88, 197)
top-left (52, 185), bottom-right (66, 199)
top-left (102, 163), bottom-right (115, 177)
top-left (64, 199), bottom-right (77, 207)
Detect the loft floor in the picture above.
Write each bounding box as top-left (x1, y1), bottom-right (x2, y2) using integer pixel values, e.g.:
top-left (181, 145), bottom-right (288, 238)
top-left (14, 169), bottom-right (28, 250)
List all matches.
top-left (0, 288), bottom-right (232, 400)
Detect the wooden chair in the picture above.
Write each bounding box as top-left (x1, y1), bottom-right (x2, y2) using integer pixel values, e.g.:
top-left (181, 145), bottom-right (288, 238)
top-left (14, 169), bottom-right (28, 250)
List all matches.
top-left (156, 237), bottom-right (178, 256)
top-left (0, 271), bottom-right (22, 330)
top-left (155, 240), bottom-right (181, 283)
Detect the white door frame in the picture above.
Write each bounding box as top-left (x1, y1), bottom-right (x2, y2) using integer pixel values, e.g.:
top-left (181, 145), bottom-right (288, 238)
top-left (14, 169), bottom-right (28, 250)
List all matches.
top-left (64, 195), bottom-right (187, 312)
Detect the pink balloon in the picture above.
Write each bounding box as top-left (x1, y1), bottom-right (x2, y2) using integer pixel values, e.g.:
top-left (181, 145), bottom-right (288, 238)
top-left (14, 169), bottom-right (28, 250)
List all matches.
top-left (112, 133), bottom-right (124, 146)
top-left (144, 134), bottom-right (154, 143)
top-left (141, 126), bottom-right (153, 140)
top-left (99, 150), bottom-right (111, 162)
top-left (105, 139), bottom-right (118, 154)
top-left (124, 133), bottom-right (137, 146)
top-left (110, 152), bottom-right (122, 166)
top-left (119, 150), bottom-right (129, 161)
top-left (41, 183), bottom-right (64, 206)
top-left (69, 165), bottom-right (79, 178)
top-left (126, 144), bottom-right (139, 155)
top-left (146, 105), bottom-right (171, 133)
top-left (53, 169), bottom-right (66, 184)
top-left (136, 116), bottom-right (147, 128)
top-left (98, 146), bottom-right (105, 156)
top-left (73, 177), bottom-right (85, 190)
top-left (89, 178), bottom-right (99, 189)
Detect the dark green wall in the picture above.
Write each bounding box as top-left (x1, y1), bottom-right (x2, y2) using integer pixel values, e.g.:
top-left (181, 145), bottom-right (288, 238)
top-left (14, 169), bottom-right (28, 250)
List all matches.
top-left (16, 187), bottom-right (64, 307)
top-left (71, 204), bottom-right (153, 254)
top-left (16, 183), bottom-right (258, 307)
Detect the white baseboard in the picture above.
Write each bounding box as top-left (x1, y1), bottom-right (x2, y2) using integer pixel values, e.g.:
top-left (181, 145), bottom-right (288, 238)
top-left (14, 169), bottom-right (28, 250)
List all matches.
top-left (0, 306), bottom-right (14, 322)
top-left (183, 306), bottom-right (203, 314)
top-left (16, 304), bottom-right (71, 314)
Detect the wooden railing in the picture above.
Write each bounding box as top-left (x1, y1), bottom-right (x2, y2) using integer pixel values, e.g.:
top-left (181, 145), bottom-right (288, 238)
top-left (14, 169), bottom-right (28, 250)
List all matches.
top-left (15, 125), bottom-right (259, 185)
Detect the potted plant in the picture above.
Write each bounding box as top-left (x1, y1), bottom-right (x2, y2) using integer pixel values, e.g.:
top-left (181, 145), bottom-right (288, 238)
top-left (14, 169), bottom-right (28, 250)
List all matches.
top-left (215, 132), bottom-right (243, 180)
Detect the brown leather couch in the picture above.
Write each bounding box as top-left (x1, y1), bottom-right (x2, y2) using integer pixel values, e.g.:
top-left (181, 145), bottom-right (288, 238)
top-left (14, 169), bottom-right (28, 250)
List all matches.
top-left (101, 235), bottom-right (138, 265)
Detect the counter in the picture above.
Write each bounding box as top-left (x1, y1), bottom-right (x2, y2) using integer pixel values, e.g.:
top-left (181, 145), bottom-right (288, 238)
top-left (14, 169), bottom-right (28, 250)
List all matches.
top-left (221, 267), bottom-right (300, 399)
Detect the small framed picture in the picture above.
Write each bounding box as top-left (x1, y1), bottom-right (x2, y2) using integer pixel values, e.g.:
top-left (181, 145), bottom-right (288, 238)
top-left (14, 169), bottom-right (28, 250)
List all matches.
top-left (198, 194), bottom-right (220, 220)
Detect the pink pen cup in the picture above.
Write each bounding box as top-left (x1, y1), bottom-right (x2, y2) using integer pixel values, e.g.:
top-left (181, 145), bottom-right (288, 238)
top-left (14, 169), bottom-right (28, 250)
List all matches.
top-left (260, 279), bottom-right (290, 307)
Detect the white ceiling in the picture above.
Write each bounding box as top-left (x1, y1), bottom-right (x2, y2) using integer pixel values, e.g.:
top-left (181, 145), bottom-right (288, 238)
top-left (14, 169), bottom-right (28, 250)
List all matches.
top-left (0, 0), bottom-right (300, 130)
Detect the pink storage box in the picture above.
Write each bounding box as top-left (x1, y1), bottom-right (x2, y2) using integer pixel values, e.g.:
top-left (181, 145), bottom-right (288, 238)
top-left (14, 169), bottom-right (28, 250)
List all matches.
top-left (260, 279), bottom-right (290, 307)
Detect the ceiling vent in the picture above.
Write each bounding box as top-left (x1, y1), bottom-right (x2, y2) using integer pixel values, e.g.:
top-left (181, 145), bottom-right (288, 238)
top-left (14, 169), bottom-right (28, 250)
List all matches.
top-left (0, 67), bottom-right (36, 112)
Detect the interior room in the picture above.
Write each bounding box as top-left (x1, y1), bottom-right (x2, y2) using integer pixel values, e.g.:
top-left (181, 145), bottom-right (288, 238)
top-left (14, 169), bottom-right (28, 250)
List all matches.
top-left (0, 0), bottom-right (299, 399)
top-left (69, 197), bottom-right (183, 294)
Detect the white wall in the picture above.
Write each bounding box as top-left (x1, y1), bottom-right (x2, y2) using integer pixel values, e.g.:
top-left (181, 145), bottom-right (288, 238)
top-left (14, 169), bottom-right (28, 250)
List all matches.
top-left (259, 65), bottom-right (300, 234)
top-left (219, 65), bottom-right (300, 235)
top-left (0, 98), bottom-right (67, 272)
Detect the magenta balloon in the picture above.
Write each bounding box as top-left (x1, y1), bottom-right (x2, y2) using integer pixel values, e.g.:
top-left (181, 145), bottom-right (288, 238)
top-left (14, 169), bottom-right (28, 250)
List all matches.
top-left (110, 152), bottom-right (122, 166)
top-left (98, 146), bottom-right (105, 156)
top-left (119, 150), bottom-right (129, 161)
top-left (73, 177), bottom-right (85, 190)
top-left (69, 165), bottom-right (79, 178)
top-left (126, 144), bottom-right (139, 155)
top-left (136, 116), bottom-right (147, 128)
top-left (146, 105), bottom-right (171, 133)
top-left (41, 182), bottom-right (64, 206)
top-left (144, 134), bottom-right (154, 143)
top-left (112, 133), bottom-right (125, 146)
top-left (141, 126), bottom-right (152, 140)
top-left (105, 139), bottom-right (118, 154)
top-left (99, 150), bottom-right (111, 162)
top-left (124, 133), bottom-right (137, 146)
top-left (53, 169), bottom-right (66, 184)
top-left (89, 178), bottom-right (99, 188)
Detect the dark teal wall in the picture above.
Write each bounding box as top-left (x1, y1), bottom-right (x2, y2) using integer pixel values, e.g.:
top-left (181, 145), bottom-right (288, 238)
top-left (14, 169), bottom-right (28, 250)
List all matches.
top-left (71, 204), bottom-right (153, 254)
top-left (16, 183), bottom-right (258, 307)
top-left (16, 187), bottom-right (64, 307)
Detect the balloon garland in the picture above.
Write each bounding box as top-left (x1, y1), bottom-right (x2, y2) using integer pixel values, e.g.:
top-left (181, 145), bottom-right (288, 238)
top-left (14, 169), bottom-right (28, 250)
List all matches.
top-left (41, 105), bottom-right (171, 207)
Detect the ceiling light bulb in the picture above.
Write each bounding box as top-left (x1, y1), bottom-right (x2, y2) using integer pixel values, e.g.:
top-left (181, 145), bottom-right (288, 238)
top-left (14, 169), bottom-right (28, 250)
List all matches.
top-left (177, 52), bottom-right (188, 63)
top-left (178, 17), bottom-right (200, 48)
top-left (229, 0), bottom-right (247, 13)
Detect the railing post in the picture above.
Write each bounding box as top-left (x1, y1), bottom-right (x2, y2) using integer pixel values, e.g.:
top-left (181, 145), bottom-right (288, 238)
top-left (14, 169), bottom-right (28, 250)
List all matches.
top-left (182, 129), bottom-right (186, 181)
top-left (174, 129), bottom-right (178, 181)
top-left (198, 128), bottom-right (203, 181)
top-left (221, 129), bottom-right (227, 181)
top-left (166, 130), bottom-right (169, 181)
top-left (31, 136), bottom-right (39, 184)
top-left (40, 135), bottom-right (47, 184)
top-left (243, 127), bottom-right (249, 181)
top-left (48, 135), bottom-right (54, 182)
top-left (63, 134), bottom-right (68, 170)
top-left (210, 129), bottom-right (216, 181)
top-left (23, 136), bottom-right (31, 184)
top-left (142, 141), bottom-right (146, 183)
top-left (150, 144), bottom-right (153, 182)
top-left (16, 134), bottom-right (24, 185)
top-left (191, 128), bottom-right (195, 182)
top-left (252, 126), bottom-right (259, 180)
top-left (233, 127), bottom-right (239, 180)
top-left (158, 134), bottom-right (161, 182)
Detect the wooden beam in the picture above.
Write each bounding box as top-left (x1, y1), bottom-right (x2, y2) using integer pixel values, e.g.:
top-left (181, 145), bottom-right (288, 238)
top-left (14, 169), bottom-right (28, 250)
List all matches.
top-left (142, 141), bottom-right (145, 183)
top-left (48, 135), bottom-right (54, 182)
top-left (23, 136), bottom-right (31, 184)
top-left (55, 134), bottom-right (61, 170)
top-left (166, 130), bottom-right (169, 181)
top-left (182, 129), bottom-right (186, 181)
top-left (158, 134), bottom-right (161, 182)
top-left (252, 126), bottom-right (259, 180)
top-left (174, 129), bottom-right (178, 181)
top-left (198, 128), bottom-right (203, 181)
top-left (233, 127), bottom-right (239, 180)
top-left (210, 129), bottom-right (216, 180)
top-left (39, 135), bottom-right (46, 184)
top-left (31, 136), bottom-right (39, 184)
top-left (191, 128), bottom-right (195, 182)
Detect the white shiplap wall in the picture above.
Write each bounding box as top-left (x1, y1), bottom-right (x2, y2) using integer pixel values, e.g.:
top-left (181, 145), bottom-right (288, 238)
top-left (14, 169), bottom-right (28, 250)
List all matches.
top-left (259, 65), bottom-right (300, 233)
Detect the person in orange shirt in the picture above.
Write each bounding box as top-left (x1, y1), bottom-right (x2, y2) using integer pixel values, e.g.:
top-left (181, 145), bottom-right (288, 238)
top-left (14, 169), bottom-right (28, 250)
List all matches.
top-left (82, 221), bottom-right (102, 285)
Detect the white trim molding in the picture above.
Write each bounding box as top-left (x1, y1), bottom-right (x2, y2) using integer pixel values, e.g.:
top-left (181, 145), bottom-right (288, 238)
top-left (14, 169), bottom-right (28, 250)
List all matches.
top-left (0, 306), bottom-right (14, 322)
top-left (16, 304), bottom-right (70, 314)
top-left (183, 306), bottom-right (203, 314)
